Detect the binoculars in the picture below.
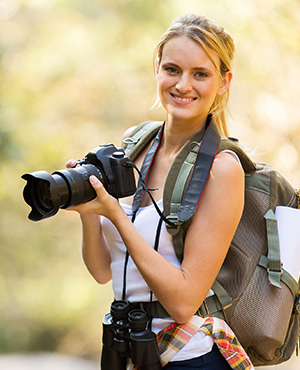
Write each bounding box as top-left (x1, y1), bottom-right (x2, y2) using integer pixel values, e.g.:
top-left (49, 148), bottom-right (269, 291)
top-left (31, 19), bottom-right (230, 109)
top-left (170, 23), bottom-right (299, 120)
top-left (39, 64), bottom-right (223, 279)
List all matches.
top-left (101, 300), bottom-right (162, 370)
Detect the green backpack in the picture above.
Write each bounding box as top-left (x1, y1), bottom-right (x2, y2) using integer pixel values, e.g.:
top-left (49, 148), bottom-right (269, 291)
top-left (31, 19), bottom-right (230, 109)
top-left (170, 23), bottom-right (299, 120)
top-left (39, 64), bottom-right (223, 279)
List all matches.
top-left (122, 119), bottom-right (300, 367)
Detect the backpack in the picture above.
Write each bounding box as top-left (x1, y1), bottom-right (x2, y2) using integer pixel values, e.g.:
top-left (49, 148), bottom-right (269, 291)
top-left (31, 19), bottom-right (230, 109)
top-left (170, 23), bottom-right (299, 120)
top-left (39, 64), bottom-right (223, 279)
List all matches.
top-left (122, 118), bottom-right (300, 367)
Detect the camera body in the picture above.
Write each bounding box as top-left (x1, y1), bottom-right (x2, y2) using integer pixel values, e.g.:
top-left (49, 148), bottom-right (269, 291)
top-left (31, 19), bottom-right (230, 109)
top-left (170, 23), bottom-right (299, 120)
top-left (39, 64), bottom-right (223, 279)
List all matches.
top-left (79, 144), bottom-right (136, 199)
top-left (101, 300), bottom-right (162, 370)
top-left (22, 144), bottom-right (136, 221)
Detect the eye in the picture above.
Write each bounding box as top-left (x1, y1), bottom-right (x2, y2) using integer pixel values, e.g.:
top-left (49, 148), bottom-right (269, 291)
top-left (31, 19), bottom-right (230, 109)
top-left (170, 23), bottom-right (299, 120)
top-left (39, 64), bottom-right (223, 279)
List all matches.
top-left (165, 67), bottom-right (178, 74)
top-left (195, 71), bottom-right (208, 78)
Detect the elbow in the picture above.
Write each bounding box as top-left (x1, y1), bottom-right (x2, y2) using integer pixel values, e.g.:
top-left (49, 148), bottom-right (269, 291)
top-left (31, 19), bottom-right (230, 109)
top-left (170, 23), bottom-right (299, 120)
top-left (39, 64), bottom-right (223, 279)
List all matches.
top-left (86, 268), bottom-right (112, 285)
top-left (169, 304), bottom-right (198, 324)
top-left (93, 275), bottom-right (112, 285)
top-left (173, 313), bottom-right (196, 325)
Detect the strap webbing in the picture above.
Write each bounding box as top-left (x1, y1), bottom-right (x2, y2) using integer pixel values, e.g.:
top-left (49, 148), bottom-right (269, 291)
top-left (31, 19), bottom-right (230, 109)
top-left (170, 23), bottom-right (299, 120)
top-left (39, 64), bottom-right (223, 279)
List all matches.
top-left (198, 281), bottom-right (239, 323)
top-left (177, 118), bottom-right (221, 224)
top-left (264, 209), bottom-right (282, 288)
top-left (166, 142), bottom-right (200, 227)
top-left (123, 121), bottom-right (163, 161)
top-left (259, 255), bottom-right (299, 297)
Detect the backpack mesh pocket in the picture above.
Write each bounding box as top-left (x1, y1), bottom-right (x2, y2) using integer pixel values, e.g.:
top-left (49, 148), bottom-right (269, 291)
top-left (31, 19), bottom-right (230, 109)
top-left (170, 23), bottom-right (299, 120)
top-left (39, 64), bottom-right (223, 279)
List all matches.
top-left (230, 264), bottom-right (295, 364)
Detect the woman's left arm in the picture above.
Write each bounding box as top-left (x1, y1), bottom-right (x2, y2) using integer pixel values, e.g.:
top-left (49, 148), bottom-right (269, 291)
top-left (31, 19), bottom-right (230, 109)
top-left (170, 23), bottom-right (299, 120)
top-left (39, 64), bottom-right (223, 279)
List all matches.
top-left (88, 152), bottom-right (244, 323)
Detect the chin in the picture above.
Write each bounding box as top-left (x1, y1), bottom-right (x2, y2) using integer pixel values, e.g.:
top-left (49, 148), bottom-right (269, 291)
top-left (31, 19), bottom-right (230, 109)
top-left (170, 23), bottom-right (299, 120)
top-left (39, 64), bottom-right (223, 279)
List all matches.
top-left (168, 110), bottom-right (198, 122)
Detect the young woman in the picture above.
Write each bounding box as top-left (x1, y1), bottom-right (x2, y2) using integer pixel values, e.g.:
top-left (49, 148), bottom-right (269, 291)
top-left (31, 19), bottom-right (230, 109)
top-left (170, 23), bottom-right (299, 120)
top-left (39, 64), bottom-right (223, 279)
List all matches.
top-left (67, 13), bottom-right (253, 370)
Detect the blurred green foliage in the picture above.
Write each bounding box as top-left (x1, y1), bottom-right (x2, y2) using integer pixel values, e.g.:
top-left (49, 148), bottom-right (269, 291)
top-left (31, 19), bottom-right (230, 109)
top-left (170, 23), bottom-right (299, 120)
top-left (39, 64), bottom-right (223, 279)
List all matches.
top-left (1, 0), bottom-right (300, 365)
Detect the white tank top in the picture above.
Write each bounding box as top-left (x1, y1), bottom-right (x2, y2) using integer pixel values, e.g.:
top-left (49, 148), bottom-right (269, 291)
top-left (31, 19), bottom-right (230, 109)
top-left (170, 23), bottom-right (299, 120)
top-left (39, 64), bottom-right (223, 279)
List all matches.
top-left (101, 150), bottom-right (240, 361)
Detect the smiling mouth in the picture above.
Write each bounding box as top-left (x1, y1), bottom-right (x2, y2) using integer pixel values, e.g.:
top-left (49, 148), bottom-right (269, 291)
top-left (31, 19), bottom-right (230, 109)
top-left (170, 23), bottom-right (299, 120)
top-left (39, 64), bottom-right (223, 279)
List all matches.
top-left (171, 93), bottom-right (197, 103)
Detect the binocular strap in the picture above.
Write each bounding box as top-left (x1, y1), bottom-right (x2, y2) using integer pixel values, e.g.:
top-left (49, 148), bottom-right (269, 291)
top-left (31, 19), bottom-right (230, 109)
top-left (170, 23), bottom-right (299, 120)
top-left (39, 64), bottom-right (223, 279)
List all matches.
top-left (122, 213), bottom-right (164, 329)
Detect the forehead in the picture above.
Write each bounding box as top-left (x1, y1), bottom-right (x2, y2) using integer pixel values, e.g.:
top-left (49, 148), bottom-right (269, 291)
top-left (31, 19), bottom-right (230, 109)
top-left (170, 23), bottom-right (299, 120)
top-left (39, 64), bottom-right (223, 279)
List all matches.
top-left (161, 35), bottom-right (220, 71)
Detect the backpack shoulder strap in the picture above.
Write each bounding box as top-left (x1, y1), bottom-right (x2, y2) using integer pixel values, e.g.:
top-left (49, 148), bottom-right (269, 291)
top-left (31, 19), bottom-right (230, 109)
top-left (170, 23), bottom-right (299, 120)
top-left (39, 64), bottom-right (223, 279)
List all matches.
top-left (122, 121), bottom-right (163, 161)
top-left (164, 130), bottom-right (257, 262)
top-left (163, 118), bottom-right (220, 232)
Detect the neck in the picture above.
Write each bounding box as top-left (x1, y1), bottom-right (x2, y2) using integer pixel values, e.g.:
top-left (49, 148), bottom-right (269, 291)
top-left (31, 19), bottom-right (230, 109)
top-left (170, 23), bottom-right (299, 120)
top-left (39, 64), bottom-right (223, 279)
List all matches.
top-left (161, 116), bottom-right (208, 156)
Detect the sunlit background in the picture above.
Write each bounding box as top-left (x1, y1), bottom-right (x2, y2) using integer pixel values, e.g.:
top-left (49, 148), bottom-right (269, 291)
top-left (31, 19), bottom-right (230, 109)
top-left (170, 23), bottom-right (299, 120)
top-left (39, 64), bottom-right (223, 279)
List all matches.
top-left (1, 0), bottom-right (300, 368)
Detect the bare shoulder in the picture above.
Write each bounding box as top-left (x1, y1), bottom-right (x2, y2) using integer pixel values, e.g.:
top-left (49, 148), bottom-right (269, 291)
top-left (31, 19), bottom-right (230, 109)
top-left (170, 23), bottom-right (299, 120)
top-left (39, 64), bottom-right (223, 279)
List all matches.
top-left (212, 151), bottom-right (244, 182)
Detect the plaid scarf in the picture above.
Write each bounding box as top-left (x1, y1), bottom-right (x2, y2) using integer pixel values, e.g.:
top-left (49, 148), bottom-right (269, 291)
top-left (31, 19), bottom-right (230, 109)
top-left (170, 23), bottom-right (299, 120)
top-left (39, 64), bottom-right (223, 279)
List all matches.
top-left (156, 316), bottom-right (254, 369)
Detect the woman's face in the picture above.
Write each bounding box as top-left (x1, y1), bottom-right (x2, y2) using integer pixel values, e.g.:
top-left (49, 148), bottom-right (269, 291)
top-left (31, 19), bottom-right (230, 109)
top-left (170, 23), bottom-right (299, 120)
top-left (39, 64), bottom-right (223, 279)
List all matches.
top-left (156, 35), bottom-right (231, 127)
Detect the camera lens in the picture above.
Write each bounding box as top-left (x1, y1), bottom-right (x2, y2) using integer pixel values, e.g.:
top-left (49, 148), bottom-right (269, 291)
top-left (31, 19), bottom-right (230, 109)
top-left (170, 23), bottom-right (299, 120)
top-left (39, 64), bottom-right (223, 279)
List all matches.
top-left (36, 179), bottom-right (52, 211)
top-left (128, 309), bottom-right (148, 332)
top-left (22, 164), bottom-right (105, 221)
top-left (53, 164), bottom-right (105, 209)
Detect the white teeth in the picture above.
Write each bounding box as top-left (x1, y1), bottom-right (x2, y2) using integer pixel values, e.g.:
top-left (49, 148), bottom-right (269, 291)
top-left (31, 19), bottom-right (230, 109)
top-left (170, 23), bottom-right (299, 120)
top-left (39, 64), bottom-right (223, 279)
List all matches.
top-left (174, 96), bottom-right (194, 102)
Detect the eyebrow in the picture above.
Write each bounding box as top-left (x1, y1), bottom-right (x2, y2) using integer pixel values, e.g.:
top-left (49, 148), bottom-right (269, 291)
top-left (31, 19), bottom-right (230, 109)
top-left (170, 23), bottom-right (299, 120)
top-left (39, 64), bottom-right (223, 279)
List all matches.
top-left (161, 62), bottom-right (213, 74)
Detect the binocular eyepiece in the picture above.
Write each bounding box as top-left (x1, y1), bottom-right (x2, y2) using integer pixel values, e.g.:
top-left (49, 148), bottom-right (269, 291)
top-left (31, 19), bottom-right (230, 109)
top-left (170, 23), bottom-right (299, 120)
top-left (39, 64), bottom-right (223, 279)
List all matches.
top-left (101, 300), bottom-right (162, 370)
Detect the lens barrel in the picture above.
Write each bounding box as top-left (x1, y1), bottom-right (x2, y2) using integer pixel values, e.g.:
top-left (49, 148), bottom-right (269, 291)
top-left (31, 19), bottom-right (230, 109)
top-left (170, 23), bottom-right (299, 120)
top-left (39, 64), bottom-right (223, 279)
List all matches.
top-left (22, 164), bottom-right (104, 221)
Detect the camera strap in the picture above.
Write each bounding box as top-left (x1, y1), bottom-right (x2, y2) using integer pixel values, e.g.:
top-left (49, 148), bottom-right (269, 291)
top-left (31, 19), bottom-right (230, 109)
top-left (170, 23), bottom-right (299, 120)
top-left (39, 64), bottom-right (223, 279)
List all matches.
top-left (122, 123), bottom-right (170, 315)
top-left (130, 124), bottom-right (175, 227)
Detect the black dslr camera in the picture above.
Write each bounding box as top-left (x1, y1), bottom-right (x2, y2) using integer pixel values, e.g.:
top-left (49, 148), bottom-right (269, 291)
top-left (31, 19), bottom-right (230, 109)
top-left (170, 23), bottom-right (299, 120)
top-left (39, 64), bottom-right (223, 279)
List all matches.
top-left (101, 300), bottom-right (162, 370)
top-left (21, 144), bottom-right (136, 221)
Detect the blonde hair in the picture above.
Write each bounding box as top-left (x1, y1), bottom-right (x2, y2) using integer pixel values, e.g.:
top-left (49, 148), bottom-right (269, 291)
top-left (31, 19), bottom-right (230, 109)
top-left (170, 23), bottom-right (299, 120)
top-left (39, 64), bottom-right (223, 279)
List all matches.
top-left (154, 14), bottom-right (235, 137)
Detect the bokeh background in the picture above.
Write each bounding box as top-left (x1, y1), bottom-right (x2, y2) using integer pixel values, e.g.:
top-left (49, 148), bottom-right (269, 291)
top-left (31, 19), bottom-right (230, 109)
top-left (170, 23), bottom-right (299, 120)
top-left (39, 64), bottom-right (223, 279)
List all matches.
top-left (1, 0), bottom-right (300, 368)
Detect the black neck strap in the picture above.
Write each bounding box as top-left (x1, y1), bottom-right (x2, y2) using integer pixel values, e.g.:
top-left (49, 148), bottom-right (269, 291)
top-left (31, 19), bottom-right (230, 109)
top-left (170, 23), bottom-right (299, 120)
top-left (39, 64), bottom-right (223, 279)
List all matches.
top-left (131, 123), bottom-right (164, 215)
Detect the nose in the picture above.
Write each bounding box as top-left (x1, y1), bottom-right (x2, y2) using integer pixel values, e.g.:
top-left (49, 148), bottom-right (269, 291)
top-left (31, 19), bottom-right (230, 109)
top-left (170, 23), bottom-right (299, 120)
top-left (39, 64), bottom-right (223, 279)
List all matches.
top-left (175, 73), bottom-right (192, 93)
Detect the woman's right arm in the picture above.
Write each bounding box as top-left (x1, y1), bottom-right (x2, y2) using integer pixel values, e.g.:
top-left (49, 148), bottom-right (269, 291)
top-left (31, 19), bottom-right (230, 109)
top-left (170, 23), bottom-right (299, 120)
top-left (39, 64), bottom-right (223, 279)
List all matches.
top-left (66, 160), bottom-right (112, 284)
top-left (80, 214), bottom-right (112, 284)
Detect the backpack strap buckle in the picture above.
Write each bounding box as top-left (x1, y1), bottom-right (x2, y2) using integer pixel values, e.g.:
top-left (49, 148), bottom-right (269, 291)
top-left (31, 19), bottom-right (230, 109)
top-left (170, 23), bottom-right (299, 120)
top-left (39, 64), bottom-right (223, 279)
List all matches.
top-left (165, 214), bottom-right (181, 235)
top-left (267, 264), bottom-right (283, 289)
top-left (267, 264), bottom-right (283, 277)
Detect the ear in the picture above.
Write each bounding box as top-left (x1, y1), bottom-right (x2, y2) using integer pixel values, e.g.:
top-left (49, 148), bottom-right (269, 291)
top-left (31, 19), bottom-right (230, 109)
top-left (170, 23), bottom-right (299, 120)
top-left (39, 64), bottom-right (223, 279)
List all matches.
top-left (217, 71), bottom-right (232, 96)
